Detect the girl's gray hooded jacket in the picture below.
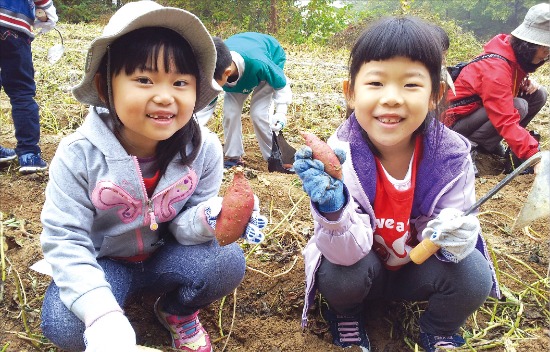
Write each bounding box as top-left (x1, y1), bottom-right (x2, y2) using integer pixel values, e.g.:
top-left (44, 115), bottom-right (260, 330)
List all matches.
top-left (301, 114), bottom-right (500, 327)
top-left (40, 107), bottom-right (223, 323)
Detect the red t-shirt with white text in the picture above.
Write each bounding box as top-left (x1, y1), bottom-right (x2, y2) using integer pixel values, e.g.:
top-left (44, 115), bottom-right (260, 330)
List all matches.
top-left (371, 137), bottom-right (422, 270)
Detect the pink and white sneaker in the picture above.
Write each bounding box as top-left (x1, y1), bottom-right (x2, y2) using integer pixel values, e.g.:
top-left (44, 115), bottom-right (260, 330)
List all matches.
top-left (154, 299), bottom-right (212, 352)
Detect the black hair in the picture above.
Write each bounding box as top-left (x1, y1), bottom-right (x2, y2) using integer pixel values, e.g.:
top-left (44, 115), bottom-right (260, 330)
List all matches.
top-left (95, 27), bottom-right (201, 177)
top-left (212, 36), bottom-right (232, 81)
top-left (346, 16), bottom-right (444, 155)
top-left (432, 25), bottom-right (450, 52)
top-left (510, 35), bottom-right (547, 73)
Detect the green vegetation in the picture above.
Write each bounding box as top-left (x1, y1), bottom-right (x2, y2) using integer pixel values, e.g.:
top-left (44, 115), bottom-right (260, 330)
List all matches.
top-left (53, 0), bottom-right (540, 43)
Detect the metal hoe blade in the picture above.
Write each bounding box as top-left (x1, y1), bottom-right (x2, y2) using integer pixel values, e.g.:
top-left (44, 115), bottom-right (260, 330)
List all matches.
top-left (464, 151), bottom-right (544, 216)
top-left (409, 151), bottom-right (546, 265)
top-left (47, 28), bottom-right (64, 64)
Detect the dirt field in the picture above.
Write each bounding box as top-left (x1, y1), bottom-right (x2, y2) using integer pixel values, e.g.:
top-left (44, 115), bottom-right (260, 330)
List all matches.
top-left (0, 24), bottom-right (549, 352)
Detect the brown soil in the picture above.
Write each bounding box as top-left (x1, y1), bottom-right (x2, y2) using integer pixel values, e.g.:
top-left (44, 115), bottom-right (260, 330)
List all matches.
top-left (1, 36), bottom-right (549, 351)
top-left (1, 122), bottom-right (549, 352)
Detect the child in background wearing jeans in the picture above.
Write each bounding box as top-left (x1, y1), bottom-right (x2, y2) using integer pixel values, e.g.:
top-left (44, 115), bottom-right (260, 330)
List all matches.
top-left (0, 0), bottom-right (57, 173)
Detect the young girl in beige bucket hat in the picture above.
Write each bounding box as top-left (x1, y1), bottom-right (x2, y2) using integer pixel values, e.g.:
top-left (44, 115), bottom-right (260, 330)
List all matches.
top-left (38, 1), bottom-right (266, 351)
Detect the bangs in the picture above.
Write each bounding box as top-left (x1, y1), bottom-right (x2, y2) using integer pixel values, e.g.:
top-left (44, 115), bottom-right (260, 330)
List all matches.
top-left (350, 17), bottom-right (442, 81)
top-left (348, 16), bottom-right (443, 103)
top-left (109, 27), bottom-right (199, 78)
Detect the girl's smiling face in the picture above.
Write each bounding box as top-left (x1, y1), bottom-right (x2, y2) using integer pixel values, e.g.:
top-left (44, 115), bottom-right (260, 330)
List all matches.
top-left (347, 56), bottom-right (433, 156)
top-left (111, 49), bottom-right (197, 157)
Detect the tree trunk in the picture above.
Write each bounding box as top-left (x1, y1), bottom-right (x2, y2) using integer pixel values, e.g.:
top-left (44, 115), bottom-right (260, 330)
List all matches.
top-left (269, 0), bottom-right (278, 34)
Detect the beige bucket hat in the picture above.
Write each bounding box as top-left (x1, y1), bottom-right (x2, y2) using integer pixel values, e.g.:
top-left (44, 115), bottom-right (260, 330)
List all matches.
top-left (511, 3), bottom-right (550, 47)
top-left (72, 0), bottom-right (221, 112)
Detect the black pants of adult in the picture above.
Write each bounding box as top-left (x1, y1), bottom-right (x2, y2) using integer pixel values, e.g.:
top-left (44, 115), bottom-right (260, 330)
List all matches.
top-left (450, 87), bottom-right (548, 153)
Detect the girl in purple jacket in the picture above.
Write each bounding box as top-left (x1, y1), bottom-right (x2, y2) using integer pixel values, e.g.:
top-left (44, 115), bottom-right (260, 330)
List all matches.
top-left (294, 16), bottom-right (497, 352)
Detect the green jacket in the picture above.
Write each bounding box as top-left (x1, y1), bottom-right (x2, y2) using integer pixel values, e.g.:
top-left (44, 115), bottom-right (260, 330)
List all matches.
top-left (223, 32), bottom-right (287, 94)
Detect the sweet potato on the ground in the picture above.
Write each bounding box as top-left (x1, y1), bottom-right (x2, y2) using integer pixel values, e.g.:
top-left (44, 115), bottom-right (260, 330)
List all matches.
top-left (215, 170), bottom-right (255, 246)
top-left (300, 131), bottom-right (343, 180)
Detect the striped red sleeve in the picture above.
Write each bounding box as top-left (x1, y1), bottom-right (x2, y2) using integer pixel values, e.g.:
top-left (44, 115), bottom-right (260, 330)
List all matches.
top-left (34, 0), bottom-right (52, 8)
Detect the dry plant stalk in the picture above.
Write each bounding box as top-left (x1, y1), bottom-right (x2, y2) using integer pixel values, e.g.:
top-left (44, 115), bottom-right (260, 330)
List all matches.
top-left (0, 211), bottom-right (5, 302)
top-left (8, 257), bottom-right (41, 349)
top-left (219, 288), bottom-right (238, 352)
top-left (246, 256), bottom-right (299, 278)
top-left (214, 190), bottom-right (309, 349)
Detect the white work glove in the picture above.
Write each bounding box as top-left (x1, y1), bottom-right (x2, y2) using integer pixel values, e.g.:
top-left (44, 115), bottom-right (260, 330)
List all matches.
top-left (521, 78), bottom-right (540, 96)
top-left (34, 4), bottom-right (58, 34)
top-left (270, 112), bottom-right (287, 134)
top-left (84, 311), bottom-right (137, 352)
top-left (421, 208), bottom-right (480, 263)
top-left (204, 195), bottom-right (267, 244)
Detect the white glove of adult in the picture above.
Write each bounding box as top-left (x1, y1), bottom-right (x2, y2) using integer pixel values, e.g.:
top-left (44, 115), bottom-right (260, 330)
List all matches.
top-left (421, 208), bottom-right (480, 263)
top-left (270, 112), bottom-right (287, 134)
top-left (34, 4), bottom-right (58, 34)
top-left (522, 78), bottom-right (540, 95)
top-left (84, 311), bottom-right (137, 352)
top-left (204, 195), bottom-right (267, 244)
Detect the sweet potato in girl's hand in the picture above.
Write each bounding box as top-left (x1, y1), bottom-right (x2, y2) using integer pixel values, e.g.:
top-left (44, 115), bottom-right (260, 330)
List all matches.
top-left (300, 131), bottom-right (343, 180)
top-left (215, 170), bottom-right (255, 246)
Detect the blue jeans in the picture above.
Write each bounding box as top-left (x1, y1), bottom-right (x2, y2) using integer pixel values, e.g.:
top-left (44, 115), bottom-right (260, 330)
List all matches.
top-left (0, 27), bottom-right (41, 156)
top-left (40, 239), bottom-right (246, 351)
top-left (316, 249), bottom-right (492, 336)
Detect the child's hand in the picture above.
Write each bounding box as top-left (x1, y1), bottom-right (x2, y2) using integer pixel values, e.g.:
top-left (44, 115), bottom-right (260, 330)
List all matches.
top-left (204, 195), bottom-right (267, 244)
top-left (84, 311), bottom-right (136, 351)
top-left (34, 18), bottom-right (56, 33)
top-left (294, 146), bottom-right (346, 213)
top-left (34, 4), bottom-right (58, 34)
top-left (421, 208), bottom-right (480, 263)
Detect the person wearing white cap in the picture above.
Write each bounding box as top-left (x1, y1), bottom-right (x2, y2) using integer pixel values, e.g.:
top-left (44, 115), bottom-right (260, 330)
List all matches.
top-left (38, 1), bottom-right (266, 351)
top-left (443, 3), bottom-right (549, 175)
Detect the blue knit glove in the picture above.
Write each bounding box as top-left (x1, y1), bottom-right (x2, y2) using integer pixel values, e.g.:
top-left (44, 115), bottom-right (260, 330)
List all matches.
top-left (293, 146), bottom-right (346, 213)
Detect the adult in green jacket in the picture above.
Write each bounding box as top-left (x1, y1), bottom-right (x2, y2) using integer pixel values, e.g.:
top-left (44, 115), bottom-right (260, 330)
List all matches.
top-left (209, 32), bottom-right (293, 168)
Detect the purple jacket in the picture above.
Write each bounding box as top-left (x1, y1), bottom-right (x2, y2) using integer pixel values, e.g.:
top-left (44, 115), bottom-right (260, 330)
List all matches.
top-left (301, 114), bottom-right (500, 327)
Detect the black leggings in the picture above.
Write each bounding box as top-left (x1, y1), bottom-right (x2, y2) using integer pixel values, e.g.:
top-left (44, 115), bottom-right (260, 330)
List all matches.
top-left (451, 87), bottom-right (548, 152)
top-left (316, 249), bottom-right (492, 335)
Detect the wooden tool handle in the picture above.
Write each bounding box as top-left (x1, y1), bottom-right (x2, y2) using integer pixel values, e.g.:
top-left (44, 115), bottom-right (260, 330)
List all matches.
top-left (35, 9), bottom-right (48, 22)
top-left (409, 238), bottom-right (440, 264)
top-left (409, 153), bottom-right (543, 265)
